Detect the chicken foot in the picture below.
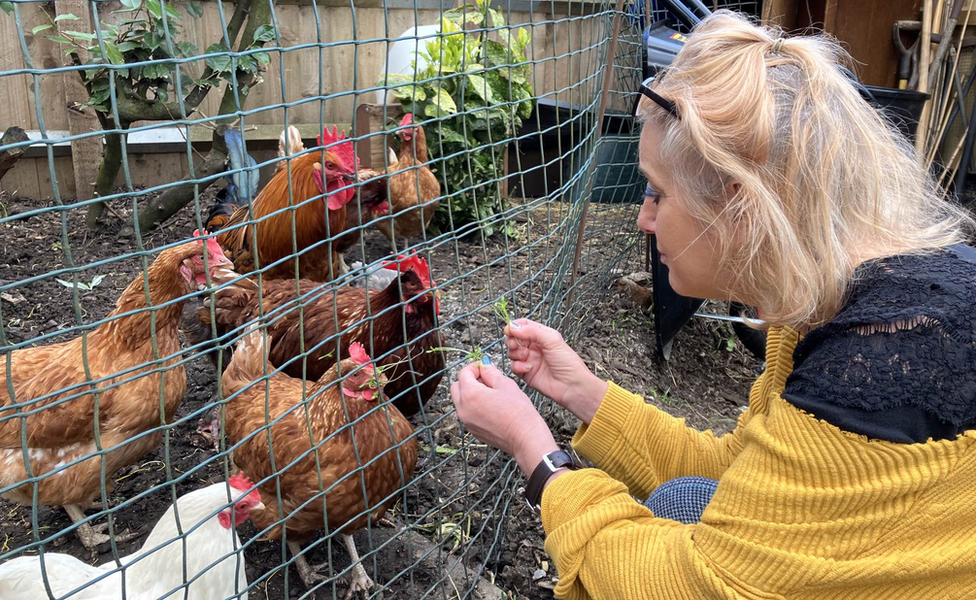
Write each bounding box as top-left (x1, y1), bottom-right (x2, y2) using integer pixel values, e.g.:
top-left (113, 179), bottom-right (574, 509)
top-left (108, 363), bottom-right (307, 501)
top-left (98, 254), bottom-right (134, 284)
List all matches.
top-left (64, 504), bottom-right (139, 549)
top-left (341, 533), bottom-right (375, 600)
top-left (196, 406), bottom-right (222, 452)
top-left (288, 540), bottom-right (331, 588)
top-left (287, 536), bottom-right (375, 599)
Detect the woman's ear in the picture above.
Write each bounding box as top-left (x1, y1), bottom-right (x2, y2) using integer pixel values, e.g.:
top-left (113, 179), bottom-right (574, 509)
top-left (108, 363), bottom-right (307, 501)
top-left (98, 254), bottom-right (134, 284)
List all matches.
top-left (724, 178), bottom-right (750, 251)
top-left (726, 178), bottom-right (743, 201)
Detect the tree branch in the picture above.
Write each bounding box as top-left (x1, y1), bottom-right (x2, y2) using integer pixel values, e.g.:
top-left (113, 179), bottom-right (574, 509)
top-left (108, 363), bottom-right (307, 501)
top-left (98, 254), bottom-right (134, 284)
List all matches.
top-left (136, 0), bottom-right (275, 230)
top-left (181, 0), bottom-right (253, 112)
top-left (0, 126), bottom-right (30, 181)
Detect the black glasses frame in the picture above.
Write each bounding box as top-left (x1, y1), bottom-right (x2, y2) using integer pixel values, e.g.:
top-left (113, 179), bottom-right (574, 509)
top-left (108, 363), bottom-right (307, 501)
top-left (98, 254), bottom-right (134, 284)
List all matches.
top-left (636, 76), bottom-right (679, 119)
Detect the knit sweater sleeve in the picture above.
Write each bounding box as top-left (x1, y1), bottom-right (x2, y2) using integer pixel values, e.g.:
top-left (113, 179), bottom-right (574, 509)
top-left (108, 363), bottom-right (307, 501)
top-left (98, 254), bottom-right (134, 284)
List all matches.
top-left (568, 377), bottom-right (767, 499)
top-left (539, 470), bottom-right (700, 600)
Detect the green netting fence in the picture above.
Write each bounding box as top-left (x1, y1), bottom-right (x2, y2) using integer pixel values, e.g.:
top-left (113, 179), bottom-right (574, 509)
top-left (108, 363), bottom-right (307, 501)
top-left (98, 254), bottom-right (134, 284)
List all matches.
top-left (0, 1), bottom-right (756, 598)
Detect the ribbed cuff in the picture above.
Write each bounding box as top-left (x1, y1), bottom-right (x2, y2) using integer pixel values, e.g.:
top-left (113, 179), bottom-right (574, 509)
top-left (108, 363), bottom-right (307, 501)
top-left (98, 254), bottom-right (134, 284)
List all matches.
top-left (539, 468), bottom-right (629, 534)
top-left (571, 381), bottom-right (643, 464)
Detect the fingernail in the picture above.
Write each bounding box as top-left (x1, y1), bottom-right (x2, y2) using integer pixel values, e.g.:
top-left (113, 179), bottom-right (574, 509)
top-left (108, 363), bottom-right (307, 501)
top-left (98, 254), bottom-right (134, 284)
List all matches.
top-left (481, 355), bottom-right (492, 366)
top-left (510, 321), bottom-right (521, 329)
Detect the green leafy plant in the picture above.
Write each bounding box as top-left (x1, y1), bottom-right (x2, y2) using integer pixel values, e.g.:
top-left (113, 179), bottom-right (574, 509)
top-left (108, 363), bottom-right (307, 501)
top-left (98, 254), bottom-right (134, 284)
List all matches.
top-left (381, 0), bottom-right (534, 237)
top-left (492, 295), bottom-right (513, 325)
top-left (427, 345), bottom-right (485, 362)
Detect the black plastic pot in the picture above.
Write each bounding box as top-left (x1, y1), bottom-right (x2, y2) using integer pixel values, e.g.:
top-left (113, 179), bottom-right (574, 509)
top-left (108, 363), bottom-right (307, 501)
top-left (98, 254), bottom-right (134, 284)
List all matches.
top-left (507, 98), bottom-right (640, 202)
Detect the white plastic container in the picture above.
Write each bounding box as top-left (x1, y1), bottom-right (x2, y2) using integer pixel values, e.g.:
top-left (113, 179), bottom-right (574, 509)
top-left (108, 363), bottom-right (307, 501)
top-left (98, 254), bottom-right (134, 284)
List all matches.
top-left (374, 23), bottom-right (442, 106)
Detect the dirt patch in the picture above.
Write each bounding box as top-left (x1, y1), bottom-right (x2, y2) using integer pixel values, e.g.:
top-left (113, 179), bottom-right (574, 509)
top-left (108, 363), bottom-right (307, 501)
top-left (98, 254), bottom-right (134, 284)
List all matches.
top-left (0, 191), bottom-right (761, 599)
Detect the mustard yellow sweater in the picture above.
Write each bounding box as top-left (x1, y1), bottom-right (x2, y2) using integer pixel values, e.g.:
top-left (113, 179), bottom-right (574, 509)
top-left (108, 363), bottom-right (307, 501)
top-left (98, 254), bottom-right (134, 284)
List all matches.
top-left (541, 327), bottom-right (976, 600)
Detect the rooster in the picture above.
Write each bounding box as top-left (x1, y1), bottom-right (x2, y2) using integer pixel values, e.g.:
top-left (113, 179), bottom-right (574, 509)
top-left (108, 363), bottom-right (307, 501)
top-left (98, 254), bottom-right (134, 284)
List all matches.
top-left (273, 125), bottom-right (392, 273)
top-left (193, 253), bottom-right (443, 418)
top-left (205, 125), bottom-right (363, 281)
top-left (0, 232), bottom-right (231, 549)
top-left (219, 334), bottom-right (417, 597)
top-left (370, 114), bottom-right (441, 251)
top-left (0, 475), bottom-right (263, 600)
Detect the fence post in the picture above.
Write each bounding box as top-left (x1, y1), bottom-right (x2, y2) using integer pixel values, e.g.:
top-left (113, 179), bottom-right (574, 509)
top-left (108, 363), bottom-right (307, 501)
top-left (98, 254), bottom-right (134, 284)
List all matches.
top-left (567, 0), bottom-right (628, 309)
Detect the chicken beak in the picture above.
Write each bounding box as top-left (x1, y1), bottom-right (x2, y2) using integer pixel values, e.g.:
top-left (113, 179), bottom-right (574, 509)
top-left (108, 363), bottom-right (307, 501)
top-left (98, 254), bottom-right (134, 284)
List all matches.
top-left (253, 500), bottom-right (266, 512)
top-left (341, 172), bottom-right (356, 183)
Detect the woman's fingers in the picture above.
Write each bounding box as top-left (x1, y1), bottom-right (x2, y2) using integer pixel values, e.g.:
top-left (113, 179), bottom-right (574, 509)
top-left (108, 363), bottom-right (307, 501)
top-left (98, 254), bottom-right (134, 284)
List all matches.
top-left (456, 363), bottom-right (486, 395)
top-left (510, 360), bottom-right (533, 375)
top-left (476, 362), bottom-right (511, 389)
top-left (507, 344), bottom-right (530, 361)
top-left (505, 319), bottom-right (563, 349)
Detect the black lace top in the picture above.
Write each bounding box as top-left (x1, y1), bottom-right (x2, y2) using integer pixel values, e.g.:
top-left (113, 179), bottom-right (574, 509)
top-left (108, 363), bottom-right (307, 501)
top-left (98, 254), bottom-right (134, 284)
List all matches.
top-left (782, 244), bottom-right (976, 443)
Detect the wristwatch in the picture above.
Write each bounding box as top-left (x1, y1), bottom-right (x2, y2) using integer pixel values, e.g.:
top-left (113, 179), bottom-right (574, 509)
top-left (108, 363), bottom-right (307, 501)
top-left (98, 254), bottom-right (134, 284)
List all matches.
top-left (524, 450), bottom-right (580, 512)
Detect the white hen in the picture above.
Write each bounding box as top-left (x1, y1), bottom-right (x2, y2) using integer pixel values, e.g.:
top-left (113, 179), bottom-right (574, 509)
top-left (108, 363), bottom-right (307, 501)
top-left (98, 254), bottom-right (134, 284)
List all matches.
top-left (0, 475), bottom-right (263, 600)
top-left (348, 260), bottom-right (402, 290)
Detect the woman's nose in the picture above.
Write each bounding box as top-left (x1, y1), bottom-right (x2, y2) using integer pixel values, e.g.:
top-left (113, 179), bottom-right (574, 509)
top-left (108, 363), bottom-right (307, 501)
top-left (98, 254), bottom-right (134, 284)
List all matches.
top-left (637, 199), bottom-right (657, 235)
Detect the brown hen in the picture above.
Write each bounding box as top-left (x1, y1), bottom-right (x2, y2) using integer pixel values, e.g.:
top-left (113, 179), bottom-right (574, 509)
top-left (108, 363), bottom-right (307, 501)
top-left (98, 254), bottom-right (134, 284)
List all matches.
top-left (220, 333), bottom-right (417, 596)
top-left (0, 233), bottom-right (231, 549)
top-left (206, 126), bottom-right (361, 281)
top-left (195, 254), bottom-right (443, 418)
top-left (370, 114), bottom-right (441, 251)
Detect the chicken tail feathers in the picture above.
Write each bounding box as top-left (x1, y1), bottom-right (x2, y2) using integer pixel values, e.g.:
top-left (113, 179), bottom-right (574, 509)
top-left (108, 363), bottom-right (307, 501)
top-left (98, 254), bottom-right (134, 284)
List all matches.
top-left (224, 326), bottom-right (270, 386)
top-left (278, 126), bottom-right (306, 163)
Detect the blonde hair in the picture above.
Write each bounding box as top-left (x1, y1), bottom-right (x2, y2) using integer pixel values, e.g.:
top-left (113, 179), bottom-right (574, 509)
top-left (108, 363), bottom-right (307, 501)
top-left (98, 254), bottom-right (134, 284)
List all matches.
top-left (642, 10), bottom-right (974, 328)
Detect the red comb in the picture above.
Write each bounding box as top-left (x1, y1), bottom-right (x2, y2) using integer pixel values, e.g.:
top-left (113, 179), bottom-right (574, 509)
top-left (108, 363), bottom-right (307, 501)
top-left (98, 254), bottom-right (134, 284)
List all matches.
top-left (400, 113), bottom-right (414, 127)
top-left (381, 253), bottom-right (431, 286)
top-left (349, 342), bottom-right (370, 365)
top-left (317, 125), bottom-right (358, 171)
top-left (229, 473), bottom-right (254, 491)
top-left (193, 229), bottom-right (227, 262)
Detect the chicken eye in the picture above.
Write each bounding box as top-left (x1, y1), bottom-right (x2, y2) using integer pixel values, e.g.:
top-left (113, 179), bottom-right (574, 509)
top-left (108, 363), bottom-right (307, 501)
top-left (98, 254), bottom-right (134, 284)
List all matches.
top-left (326, 162), bottom-right (335, 170)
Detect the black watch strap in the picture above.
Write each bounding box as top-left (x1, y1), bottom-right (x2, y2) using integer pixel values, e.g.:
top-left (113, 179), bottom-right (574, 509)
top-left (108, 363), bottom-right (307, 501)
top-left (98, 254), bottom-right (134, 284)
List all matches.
top-left (524, 450), bottom-right (578, 511)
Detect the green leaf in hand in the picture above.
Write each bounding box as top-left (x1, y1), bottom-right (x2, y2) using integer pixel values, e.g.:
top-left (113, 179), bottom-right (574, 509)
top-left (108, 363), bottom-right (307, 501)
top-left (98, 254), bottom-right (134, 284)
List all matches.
top-left (493, 295), bottom-right (513, 325)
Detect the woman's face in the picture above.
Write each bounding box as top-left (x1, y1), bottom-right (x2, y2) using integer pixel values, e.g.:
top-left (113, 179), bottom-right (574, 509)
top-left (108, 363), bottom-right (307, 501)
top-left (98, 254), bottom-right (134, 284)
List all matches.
top-left (637, 124), bottom-right (736, 301)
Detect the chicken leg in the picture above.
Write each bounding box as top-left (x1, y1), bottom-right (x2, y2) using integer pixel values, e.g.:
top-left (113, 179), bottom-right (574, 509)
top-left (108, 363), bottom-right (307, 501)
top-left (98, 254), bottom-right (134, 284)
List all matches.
top-left (288, 540), bottom-right (330, 588)
top-left (341, 533), bottom-right (375, 600)
top-left (64, 503), bottom-right (138, 549)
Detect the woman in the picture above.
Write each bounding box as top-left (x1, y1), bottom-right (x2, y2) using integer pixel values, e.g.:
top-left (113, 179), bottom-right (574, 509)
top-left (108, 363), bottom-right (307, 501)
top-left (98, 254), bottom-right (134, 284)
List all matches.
top-left (451, 10), bottom-right (976, 600)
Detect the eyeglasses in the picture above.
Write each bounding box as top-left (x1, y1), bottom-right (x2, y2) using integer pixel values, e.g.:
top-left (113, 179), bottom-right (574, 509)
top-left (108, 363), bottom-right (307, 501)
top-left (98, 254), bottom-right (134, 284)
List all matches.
top-left (636, 76), bottom-right (679, 119)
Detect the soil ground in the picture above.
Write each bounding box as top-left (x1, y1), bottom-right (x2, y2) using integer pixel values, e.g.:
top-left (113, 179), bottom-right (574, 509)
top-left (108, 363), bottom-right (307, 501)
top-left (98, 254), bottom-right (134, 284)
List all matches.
top-left (0, 189), bottom-right (762, 599)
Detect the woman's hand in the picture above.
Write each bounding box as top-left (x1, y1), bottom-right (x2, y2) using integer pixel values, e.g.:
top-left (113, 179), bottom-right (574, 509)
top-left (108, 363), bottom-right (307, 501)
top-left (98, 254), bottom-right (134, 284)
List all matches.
top-left (451, 360), bottom-right (560, 476)
top-left (504, 319), bottom-right (608, 424)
